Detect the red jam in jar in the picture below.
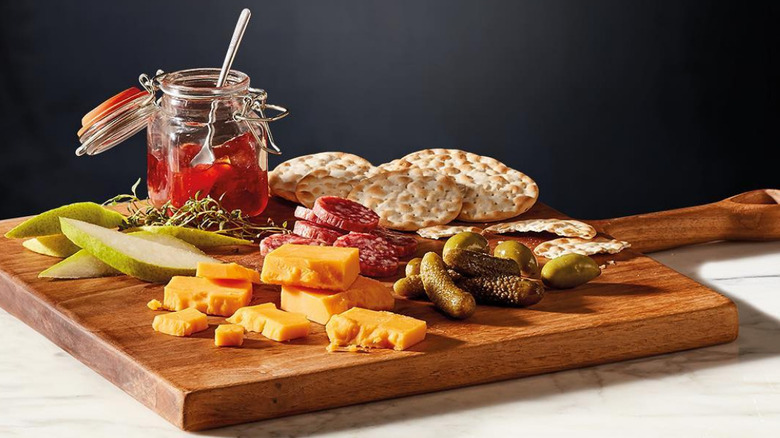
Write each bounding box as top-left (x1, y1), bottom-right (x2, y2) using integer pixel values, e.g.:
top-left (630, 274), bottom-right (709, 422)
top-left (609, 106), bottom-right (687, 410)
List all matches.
top-left (147, 131), bottom-right (268, 216)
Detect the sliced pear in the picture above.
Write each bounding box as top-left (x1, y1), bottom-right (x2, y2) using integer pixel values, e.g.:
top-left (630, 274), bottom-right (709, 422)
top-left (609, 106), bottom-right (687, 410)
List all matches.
top-left (39, 249), bottom-right (121, 279)
top-left (132, 226), bottom-right (253, 247)
top-left (129, 231), bottom-right (206, 255)
top-left (59, 218), bottom-right (219, 283)
top-left (22, 235), bottom-right (80, 258)
top-left (5, 202), bottom-right (125, 238)
top-left (39, 232), bottom-right (207, 280)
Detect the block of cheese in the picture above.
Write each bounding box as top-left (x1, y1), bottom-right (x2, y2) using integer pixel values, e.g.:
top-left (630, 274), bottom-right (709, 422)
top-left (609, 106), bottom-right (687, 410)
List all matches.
top-left (197, 262), bottom-right (260, 284)
top-left (325, 307), bottom-right (426, 351)
top-left (164, 276), bottom-right (252, 317)
top-left (260, 244), bottom-right (359, 291)
top-left (214, 324), bottom-right (245, 347)
top-left (152, 308), bottom-right (208, 337)
top-left (227, 303), bottom-right (310, 342)
top-left (147, 299), bottom-right (163, 310)
top-left (281, 275), bottom-right (395, 324)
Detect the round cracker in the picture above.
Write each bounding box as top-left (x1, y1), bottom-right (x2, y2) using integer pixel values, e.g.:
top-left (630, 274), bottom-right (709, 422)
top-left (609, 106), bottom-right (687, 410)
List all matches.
top-left (416, 225), bottom-right (484, 240)
top-left (533, 237), bottom-right (631, 259)
top-left (381, 149), bottom-right (538, 222)
top-left (347, 168), bottom-right (463, 231)
top-left (295, 168), bottom-right (370, 208)
top-left (269, 152), bottom-right (373, 202)
top-left (483, 218), bottom-right (597, 239)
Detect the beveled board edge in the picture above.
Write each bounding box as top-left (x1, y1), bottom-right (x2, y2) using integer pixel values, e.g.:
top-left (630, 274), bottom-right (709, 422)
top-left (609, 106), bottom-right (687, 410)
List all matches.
top-left (0, 269), bottom-right (188, 429)
top-left (179, 297), bottom-right (738, 431)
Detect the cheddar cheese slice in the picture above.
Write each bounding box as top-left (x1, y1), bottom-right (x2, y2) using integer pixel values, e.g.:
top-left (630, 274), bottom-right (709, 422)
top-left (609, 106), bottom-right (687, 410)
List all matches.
top-left (164, 276), bottom-right (252, 317)
top-left (215, 324), bottom-right (245, 347)
top-left (281, 275), bottom-right (395, 324)
top-left (326, 307), bottom-right (426, 351)
top-left (197, 262), bottom-right (260, 284)
top-left (260, 244), bottom-right (359, 291)
top-left (227, 303), bottom-right (310, 342)
top-left (152, 308), bottom-right (208, 337)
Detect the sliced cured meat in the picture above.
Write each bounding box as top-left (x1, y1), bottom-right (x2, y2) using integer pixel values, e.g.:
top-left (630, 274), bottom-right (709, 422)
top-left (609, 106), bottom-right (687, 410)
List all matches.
top-left (294, 206), bottom-right (318, 222)
top-left (259, 233), bottom-right (326, 256)
top-left (312, 196), bottom-right (380, 233)
top-left (333, 232), bottom-right (398, 277)
top-left (371, 227), bottom-right (418, 258)
top-left (294, 206), bottom-right (343, 230)
top-left (293, 220), bottom-right (345, 244)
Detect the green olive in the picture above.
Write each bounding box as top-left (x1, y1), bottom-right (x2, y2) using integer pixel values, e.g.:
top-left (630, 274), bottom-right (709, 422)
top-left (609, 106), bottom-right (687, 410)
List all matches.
top-left (493, 240), bottom-right (540, 278)
top-left (443, 232), bottom-right (489, 257)
top-left (541, 253), bottom-right (601, 289)
top-left (405, 258), bottom-right (422, 277)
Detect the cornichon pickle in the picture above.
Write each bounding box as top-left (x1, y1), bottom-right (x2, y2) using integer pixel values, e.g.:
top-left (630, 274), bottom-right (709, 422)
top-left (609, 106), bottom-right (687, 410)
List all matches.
top-left (459, 275), bottom-right (545, 307)
top-left (541, 253), bottom-right (601, 289)
top-left (443, 248), bottom-right (521, 277)
top-left (420, 252), bottom-right (476, 319)
top-left (442, 232), bottom-right (489, 257)
top-left (493, 240), bottom-right (540, 278)
top-left (405, 257), bottom-right (422, 277)
top-left (393, 275), bottom-right (426, 299)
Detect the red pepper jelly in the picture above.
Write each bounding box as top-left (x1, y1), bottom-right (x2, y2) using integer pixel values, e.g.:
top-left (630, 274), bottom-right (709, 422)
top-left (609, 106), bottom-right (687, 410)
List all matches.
top-left (147, 131), bottom-right (268, 216)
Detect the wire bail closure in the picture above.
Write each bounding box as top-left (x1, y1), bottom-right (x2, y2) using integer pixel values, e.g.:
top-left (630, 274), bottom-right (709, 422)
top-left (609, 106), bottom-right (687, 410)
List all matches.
top-left (138, 70), bottom-right (287, 155)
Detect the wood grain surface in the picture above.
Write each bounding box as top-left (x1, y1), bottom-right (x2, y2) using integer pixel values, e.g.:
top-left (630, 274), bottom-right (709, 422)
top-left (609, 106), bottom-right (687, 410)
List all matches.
top-left (0, 199), bottom-right (739, 431)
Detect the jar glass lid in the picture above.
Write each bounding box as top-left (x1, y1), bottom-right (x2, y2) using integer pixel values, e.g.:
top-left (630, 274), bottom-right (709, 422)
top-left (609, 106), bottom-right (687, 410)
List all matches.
top-left (75, 72), bottom-right (163, 156)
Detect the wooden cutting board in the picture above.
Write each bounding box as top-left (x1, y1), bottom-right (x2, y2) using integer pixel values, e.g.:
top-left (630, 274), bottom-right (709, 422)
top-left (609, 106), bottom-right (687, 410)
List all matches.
top-left (0, 199), bottom-right (738, 431)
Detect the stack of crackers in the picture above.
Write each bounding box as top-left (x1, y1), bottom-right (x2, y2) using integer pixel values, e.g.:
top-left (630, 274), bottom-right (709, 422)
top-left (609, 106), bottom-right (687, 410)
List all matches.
top-left (268, 149), bottom-right (539, 231)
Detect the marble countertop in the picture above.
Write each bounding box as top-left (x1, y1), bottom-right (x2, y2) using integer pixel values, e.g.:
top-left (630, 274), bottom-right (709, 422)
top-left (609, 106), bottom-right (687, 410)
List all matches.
top-left (2, 240), bottom-right (779, 437)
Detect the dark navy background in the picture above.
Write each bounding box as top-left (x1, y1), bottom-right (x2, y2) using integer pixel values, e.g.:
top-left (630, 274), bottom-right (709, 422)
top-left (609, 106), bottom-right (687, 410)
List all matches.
top-left (0, 1), bottom-right (777, 219)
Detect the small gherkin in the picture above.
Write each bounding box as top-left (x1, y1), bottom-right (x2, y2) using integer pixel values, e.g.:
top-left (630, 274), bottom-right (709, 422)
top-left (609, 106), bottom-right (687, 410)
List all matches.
top-left (443, 249), bottom-right (521, 277)
top-left (395, 270), bottom-right (465, 300)
top-left (394, 275), bottom-right (425, 299)
top-left (459, 275), bottom-right (545, 307)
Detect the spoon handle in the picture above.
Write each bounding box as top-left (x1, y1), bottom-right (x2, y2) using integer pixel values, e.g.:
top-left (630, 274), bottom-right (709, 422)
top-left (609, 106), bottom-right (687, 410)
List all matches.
top-left (586, 189), bottom-right (780, 253)
top-left (217, 8), bottom-right (251, 87)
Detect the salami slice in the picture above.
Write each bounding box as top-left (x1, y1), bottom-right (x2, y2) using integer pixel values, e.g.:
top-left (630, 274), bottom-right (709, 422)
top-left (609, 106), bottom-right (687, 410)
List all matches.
top-left (312, 196), bottom-right (380, 233)
top-left (293, 220), bottom-right (345, 244)
top-left (333, 232), bottom-right (398, 277)
top-left (371, 227), bottom-right (418, 258)
top-left (294, 206), bottom-right (343, 230)
top-left (294, 206), bottom-right (318, 222)
top-left (259, 233), bottom-right (326, 256)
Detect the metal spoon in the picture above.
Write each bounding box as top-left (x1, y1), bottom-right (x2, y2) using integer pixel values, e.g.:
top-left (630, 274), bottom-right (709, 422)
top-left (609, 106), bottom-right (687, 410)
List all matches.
top-left (190, 8), bottom-right (252, 167)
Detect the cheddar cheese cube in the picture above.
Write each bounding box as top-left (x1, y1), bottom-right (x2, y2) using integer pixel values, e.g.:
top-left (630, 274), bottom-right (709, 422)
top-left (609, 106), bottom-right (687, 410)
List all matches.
top-left (152, 308), bottom-right (208, 337)
top-left (281, 275), bottom-right (395, 324)
top-left (197, 262), bottom-right (260, 284)
top-left (326, 307), bottom-right (426, 351)
top-left (215, 324), bottom-right (245, 347)
top-left (147, 299), bottom-right (163, 310)
top-left (260, 244), bottom-right (359, 291)
top-left (164, 276), bottom-right (252, 317)
top-left (227, 303), bottom-right (310, 342)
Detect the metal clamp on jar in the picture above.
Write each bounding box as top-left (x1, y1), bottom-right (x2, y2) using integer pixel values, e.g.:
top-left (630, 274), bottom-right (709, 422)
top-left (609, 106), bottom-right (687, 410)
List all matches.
top-left (75, 68), bottom-right (288, 217)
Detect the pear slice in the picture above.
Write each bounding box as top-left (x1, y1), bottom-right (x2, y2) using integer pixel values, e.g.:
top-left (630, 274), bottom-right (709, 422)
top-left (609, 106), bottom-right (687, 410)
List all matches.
top-left (58, 218), bottom-right (219, 283)
top-left (39, 249), bottom-right (121, 279)
top-left (22, 235), bottom-right (80, 258)
top-left (5, 202), bottom-right (125, 238)
top-left (39, 231), bottom-right (207, 280)
top-left (133, 226), bottom-right (253, 247)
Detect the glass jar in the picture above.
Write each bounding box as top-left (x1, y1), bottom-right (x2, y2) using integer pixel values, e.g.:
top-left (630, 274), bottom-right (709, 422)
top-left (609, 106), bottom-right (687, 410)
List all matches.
top-left (75, 68), bottom-right (287, 218)
top-left (147, 68), bottom-right (269, 216)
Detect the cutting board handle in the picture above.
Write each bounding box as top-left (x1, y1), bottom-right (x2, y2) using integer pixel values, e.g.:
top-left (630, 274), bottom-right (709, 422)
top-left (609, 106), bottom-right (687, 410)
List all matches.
top-left (587, 189), bottom-right (780, 253)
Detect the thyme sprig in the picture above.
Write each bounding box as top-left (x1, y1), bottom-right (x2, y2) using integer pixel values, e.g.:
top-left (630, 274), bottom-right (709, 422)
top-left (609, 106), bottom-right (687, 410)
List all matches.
top-left (104, 179), bottom-right (289, 241)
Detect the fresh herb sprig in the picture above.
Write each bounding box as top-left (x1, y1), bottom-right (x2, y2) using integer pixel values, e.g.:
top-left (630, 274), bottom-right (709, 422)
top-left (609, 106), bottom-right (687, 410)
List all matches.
top-left (104, 179), bottom-right (289, 241)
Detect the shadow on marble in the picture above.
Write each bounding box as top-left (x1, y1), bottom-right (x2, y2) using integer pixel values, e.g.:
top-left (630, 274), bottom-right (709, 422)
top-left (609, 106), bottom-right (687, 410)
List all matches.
top-left (191, 242), bottom-right (780, 438)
